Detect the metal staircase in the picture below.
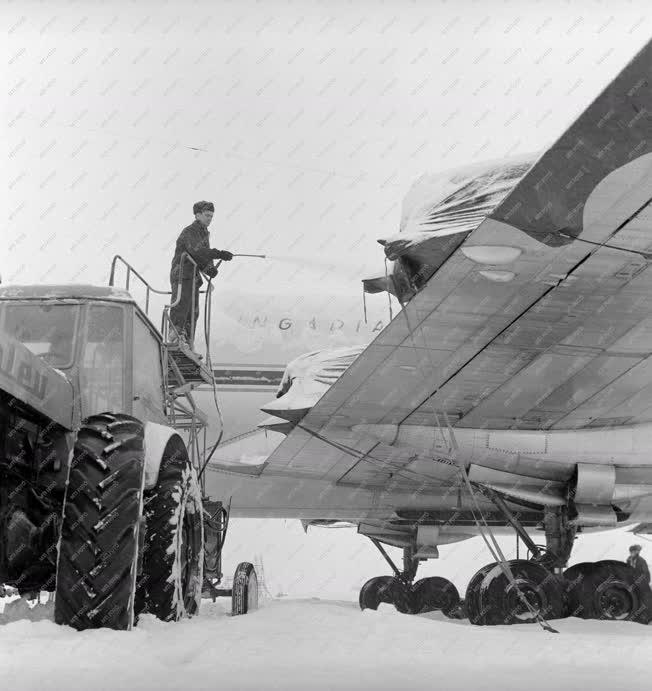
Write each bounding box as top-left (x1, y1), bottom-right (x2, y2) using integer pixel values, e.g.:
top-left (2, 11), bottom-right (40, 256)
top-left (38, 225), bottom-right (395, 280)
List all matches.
top-left (108, 253), bottom-right (223, 480)
top-left (109, 254), bottom-right (241, 601)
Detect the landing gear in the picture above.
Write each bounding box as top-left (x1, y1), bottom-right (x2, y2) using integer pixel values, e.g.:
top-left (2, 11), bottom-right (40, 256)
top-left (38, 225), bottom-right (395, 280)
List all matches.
top-left (359, 576), bottom-right (394, 611)
top-left (412, 577), bottom-right (460, 616)
top-left (461, 490), bottom-right (568, 627)
top-left (358, 496), bottom-right (652, 627)
top-left (464, 496), bottom-right (652, 626)
top-left (465, 559), bottom-right (564, 626)
top-left (359, 541), bottom-right (460, 617)
top-left (359, 576), bottom-right (414, 613)
top-left (563, 559), bottom-right (651, 623)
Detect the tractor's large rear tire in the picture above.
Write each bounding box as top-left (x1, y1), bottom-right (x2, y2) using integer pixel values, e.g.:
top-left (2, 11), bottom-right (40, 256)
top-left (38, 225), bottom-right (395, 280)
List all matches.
top-left (54, 413), bottom-right (145, 631)
top-left (137, 436), bottom-right (204, 622)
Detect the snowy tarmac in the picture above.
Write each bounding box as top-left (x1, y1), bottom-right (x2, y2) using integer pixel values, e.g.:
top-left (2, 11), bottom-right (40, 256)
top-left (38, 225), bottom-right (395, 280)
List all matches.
top-left (1, 596), bottom-right (651, 691)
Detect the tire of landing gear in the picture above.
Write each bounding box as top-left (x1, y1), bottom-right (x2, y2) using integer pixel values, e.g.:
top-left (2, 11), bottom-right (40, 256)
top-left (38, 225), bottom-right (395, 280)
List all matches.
top-left (468, 560), bottom-right (564, 626)
top-left (358, 576), bottom-right (415, 614)
top-left (137, 436), bottom-right (204, 622)
top-left (232, 562), bottom-right (259, 615)
top-left (54, 413), bottom-right (145, 631)
top-left (465, 563), bottom-right (496, 625)
top-left (561, 561), bottom-right (594, 618)
top-left (575, 560), bottom-right (651, 624)
top-left (387, 577), bottom-right (416, 614)
top-left (412, 577), bottom-right (460, 616)
top-left (359, 576), bottom-right (395, 611)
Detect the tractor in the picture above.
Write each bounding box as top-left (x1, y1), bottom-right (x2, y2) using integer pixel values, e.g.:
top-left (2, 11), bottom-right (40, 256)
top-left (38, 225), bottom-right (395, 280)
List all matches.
top-left (0, 255), bottom-right (257, 629)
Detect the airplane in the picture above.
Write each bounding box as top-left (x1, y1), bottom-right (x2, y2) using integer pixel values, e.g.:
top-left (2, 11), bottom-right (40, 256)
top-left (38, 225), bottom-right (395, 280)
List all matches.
top-left (196, 37), bottom-right (652, 626)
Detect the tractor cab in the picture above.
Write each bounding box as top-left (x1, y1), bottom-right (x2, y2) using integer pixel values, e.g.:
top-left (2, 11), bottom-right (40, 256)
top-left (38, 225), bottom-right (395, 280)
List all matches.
top-left (0, 285), bottom-right (166, 427)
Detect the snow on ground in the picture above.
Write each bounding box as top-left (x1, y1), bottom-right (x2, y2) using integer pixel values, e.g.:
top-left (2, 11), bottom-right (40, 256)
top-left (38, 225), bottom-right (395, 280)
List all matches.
top-left (1, 598), bottom-right (651, 691)
top-left (2, 520), bottom-right (652, 690)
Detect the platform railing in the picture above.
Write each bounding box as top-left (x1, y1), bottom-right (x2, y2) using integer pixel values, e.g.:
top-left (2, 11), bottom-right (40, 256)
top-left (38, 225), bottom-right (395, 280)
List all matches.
top-left (108, 253), bottom-right (220, 491)
top-left (109, 254), bottom-right (171, 317)
top-left (109, 253), bottom-right (213, 354)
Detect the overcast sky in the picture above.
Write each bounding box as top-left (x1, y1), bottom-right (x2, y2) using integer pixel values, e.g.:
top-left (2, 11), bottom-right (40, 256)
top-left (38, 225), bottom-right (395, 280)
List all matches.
top-left (4, 0), bottom-right (652, 299)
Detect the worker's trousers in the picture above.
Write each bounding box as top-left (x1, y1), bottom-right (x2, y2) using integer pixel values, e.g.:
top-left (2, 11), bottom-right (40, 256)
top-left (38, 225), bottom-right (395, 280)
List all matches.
top-left (170, 275), bottom-right (200, 344)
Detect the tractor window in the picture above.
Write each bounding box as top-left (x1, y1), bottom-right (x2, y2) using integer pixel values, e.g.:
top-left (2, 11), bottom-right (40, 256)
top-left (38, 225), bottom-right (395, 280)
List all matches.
top-left (133, 314), bottom-right (165, 419)
top-left (1, 303), bottom-right (78, 369)
top-left (80, 304), bottom-right (125, 417)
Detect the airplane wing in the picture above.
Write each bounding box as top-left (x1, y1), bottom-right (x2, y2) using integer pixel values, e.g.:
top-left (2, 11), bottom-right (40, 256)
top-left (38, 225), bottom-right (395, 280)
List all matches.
top-left (259, 39), bottom-right (652, 489)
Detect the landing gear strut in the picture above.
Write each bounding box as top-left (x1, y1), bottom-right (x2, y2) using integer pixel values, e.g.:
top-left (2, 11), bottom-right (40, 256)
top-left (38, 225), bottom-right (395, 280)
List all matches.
top-left (359, 540), bottom-right (460, 617)
top-left (468, 488), bottom-right (651, 626)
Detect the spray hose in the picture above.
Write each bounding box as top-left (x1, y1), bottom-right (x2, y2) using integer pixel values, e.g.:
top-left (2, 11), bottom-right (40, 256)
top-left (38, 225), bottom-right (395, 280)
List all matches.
top-left (197, 252), bottom-right (266, 480)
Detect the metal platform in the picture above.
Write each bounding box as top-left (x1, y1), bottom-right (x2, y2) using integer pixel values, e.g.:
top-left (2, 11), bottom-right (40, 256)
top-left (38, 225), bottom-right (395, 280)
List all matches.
top-left (166, 342), bottom-right (214, 386)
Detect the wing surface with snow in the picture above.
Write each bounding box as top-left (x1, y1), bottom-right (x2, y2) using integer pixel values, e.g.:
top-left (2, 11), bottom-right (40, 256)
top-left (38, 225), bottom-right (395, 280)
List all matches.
top-left (258, 39), bottom-right (652, 489)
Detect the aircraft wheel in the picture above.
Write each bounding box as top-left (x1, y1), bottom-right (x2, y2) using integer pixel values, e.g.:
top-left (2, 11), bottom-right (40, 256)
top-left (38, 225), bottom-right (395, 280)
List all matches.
top-left (359, 576), bottom-right (394, 611)
top-left (562, 562), bottom-right (595, 618)
top-left (465, 563), bottom-right (496, 625)
top-left (388, 577), bottom-right (417, 614)
top-left (232, 562), bottom-right (258, 615)
top-left (359, 576), bottom-right (415, 613)
top-left (577, 560), bottom-right (651, 624)
top-left (469, 560), bottom-right (564, 626)
top-left (412, 577), bottom-right (460, 616)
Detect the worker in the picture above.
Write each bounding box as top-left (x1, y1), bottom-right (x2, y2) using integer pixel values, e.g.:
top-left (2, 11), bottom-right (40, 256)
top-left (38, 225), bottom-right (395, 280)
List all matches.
top-left (626, 544), bottom-right (651, 585)
top-left (169, 201), bottom-right (233, 347)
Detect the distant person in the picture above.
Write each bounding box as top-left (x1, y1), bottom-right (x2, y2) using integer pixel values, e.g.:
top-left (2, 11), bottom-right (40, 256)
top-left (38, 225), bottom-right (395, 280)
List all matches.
top-left (626, 544), bottom-right (651, 585)
top-left (169, 201), bottom-right (233, 347)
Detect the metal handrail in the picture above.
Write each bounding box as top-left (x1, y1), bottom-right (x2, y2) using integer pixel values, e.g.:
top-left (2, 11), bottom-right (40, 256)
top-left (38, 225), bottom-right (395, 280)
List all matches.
top-left (109, 254), bottom-right (172, 316)
top-left (109, 253), bottom-right (212, 349)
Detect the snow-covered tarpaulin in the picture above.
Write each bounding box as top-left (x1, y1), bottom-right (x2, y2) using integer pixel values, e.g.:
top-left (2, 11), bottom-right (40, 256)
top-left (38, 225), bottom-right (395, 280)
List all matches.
top-left (365, 154), bottom-right (537, 302)
top-left (261, 345), bottom-right (366, 424)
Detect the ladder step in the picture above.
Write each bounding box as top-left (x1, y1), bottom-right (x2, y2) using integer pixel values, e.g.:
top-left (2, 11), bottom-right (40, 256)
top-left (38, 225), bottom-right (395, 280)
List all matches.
top-left (167, 352), bottom-right (213, 385)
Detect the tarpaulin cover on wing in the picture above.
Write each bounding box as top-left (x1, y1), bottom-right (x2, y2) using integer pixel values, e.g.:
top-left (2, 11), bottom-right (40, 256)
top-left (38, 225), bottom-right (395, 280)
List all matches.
top-left (369, 154), bottom-right (536, 301)
top-left (260, 344), bottom-right (365, 424)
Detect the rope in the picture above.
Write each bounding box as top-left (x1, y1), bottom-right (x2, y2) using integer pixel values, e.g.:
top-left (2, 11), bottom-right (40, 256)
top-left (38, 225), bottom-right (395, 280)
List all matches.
top-left (397, 292), bottom-right (558, 633)
top-left (384, 258), bottom-right (393, 322)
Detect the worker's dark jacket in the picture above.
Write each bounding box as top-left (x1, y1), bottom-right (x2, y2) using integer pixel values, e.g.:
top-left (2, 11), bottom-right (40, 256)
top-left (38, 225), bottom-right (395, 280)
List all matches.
top-left (627, 555), bottom-right (651, 585)
top-left (170, 220), bottom-right (215, 286)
